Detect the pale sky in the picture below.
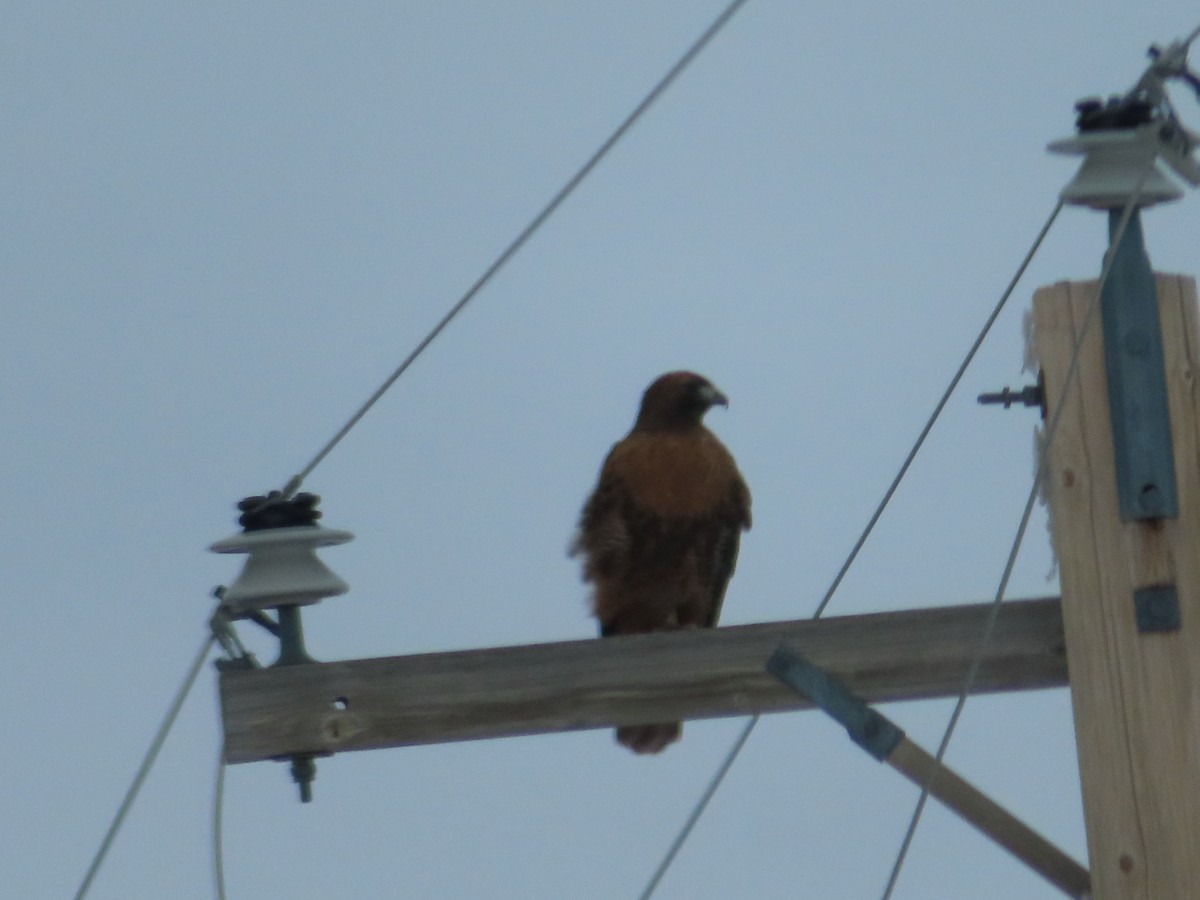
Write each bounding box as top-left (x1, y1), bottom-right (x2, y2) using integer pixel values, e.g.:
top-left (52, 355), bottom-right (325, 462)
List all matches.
top-left (4, 2), bottom-right (1199, 898)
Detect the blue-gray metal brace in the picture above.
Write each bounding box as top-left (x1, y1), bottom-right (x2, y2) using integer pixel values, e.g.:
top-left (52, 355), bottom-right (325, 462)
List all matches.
top-left (765, 646), bottom-right (903, 760)
top-left (1101, 207), bottom-right (1179, 520)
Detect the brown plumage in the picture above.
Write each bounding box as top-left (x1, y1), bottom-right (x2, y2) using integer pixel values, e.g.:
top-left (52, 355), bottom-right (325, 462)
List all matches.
top-left (571, 371), bottom-right (752, 754)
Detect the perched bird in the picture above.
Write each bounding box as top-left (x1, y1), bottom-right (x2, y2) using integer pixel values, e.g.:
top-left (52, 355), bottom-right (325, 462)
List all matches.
top-left (571, 371), bottom-right (752, 754)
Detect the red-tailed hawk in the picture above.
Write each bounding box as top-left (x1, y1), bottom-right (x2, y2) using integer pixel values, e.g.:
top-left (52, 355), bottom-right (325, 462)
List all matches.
top-left (571, 371), bottom-right (752, 754)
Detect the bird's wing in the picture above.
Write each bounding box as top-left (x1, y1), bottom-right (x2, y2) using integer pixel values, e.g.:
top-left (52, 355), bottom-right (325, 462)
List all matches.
top-left (703, 473), bottom-right (752, 627)
top-left (570, 446), bottom-right (634, 585)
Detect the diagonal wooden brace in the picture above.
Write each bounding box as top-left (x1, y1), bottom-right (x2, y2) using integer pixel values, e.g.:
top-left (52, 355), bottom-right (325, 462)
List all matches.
top-left (767, 646), bottom-right (1091, 899)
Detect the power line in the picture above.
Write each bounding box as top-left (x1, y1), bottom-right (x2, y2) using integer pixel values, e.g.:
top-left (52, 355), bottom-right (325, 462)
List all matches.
top-left (73, 634), bottom-right (215, 900)
top-left (280, 0), bottom-right (754, 500)
top-left (810, 198), bottom-right (1065, 620)
top-left (636, 713), bottom-right (757, 900)
top-left (203, 5), bottom-right (753, 894)
top-left (877, 174), bottom-right (1152, 899)
top-left (213, 743), bottom-right (228, 900)
top-left (634, 197), bottom-right (1067, 899)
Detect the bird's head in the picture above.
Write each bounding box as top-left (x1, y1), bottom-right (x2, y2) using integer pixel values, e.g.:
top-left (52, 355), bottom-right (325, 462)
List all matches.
top-left (635, 371), bottom-right (728, 431)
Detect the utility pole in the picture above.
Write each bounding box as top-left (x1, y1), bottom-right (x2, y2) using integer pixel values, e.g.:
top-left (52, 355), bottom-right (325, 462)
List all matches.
top-left (1033, 271), bottom-right (1200, 899)
top-left (1032, 47), bottom-right (1200, 892)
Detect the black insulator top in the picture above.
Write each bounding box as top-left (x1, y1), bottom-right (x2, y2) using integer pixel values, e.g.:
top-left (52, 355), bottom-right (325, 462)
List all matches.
top-left (1075, 92), bottom-right (1157, 131)
top-left (236, 491), bottom-right (323, 530)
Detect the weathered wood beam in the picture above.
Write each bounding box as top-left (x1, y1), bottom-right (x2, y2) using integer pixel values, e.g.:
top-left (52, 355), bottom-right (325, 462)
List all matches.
top-left (219, 597), bottom-right (1066, 764)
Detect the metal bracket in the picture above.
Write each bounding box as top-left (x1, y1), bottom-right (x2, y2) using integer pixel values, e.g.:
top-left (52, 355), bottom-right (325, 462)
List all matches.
top-left (1134, 584), bottom-right (1181, 632)
top-left (766, 646), bottom-right (903, 761)
top-left (1049, 27), bottom-right (1198, 522)
top-left (1101, 209), bottom-right (1178, 521)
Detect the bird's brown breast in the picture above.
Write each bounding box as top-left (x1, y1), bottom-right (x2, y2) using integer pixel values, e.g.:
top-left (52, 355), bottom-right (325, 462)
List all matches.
top-left (605, 430), bottom-right (738, 519)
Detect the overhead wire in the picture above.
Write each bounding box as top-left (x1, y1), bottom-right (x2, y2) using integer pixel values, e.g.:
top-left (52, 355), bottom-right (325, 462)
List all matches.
top-left (879, 25), bottom-right (1200, 887)
top-left (204, 4), bottom-right (753, 895)
top-left (202, 3), bottom-right (752, 893)
top-left (878, 170), bottom-right (1153, 899)
top-left (638, 20), bottom-right (1200, 899)
top-left (636, 714), bottom-right (757, 900)
top-left (279, 0), bottom-right (754, 500)
top-left (809, 198), bottom-right (1065, 621)
top-left (634, 196), bottom-right (1067, 900)
top-left (214, 742), bottom-right (228, 900)
top-left (73, 633), bottom-right (216, 900)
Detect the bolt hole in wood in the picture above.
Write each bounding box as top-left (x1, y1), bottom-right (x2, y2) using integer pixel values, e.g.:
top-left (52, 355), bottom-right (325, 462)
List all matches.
top-left (324, 698), bottom-right (350, 741)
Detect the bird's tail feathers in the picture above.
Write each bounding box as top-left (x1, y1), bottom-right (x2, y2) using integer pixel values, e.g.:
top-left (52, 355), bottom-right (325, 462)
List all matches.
top-left (616, 722), bottom-right (682, 755)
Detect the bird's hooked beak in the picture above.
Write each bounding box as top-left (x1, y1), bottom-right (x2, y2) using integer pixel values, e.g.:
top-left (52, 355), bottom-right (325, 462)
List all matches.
top-left (699, 383), bottom-right (729, 409)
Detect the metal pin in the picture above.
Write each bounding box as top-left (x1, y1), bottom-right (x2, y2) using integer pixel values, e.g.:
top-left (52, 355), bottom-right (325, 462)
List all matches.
top-left (978, 373), bottom-right (1046, 418)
